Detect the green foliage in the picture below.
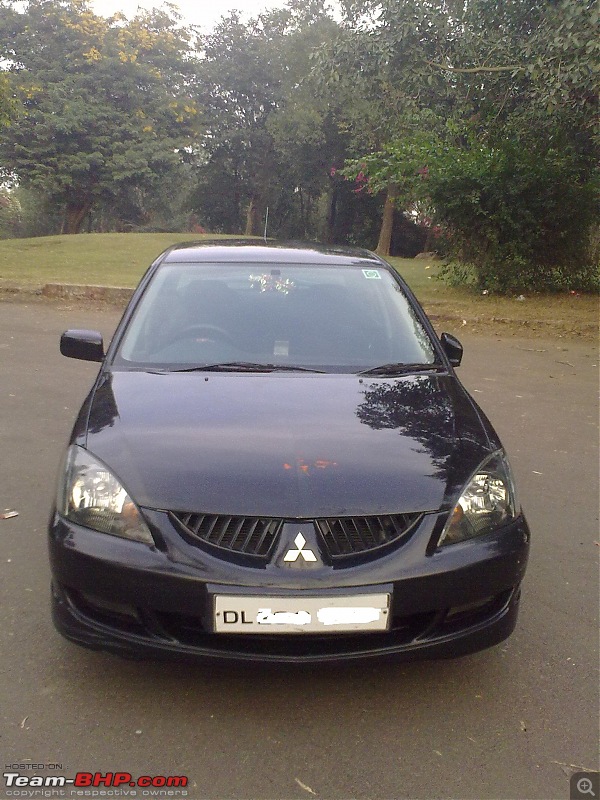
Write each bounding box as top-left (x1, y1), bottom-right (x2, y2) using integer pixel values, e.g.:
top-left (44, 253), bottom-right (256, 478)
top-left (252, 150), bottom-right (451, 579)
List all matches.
top-left (331, 0), bottom-right (599, 290)
top-left (0, 189), bottom-right (21, 237)
top-left (524, 0), bottom-right (599, 124)
top-left (343, 129), bottom-right (441, 204)
top-left (3, 187), bottom-right (63, 237)
top-left (0, 0), bottom-right (199, 233)
top-left (189, 3), bottom-right (349, 240)
top-left (347, 125), bottom-right (599, 291)
top-left (191, 11), bottom-right (286, 235)
top-left (428, 139), bottom-right (599, 292)
top-left (0, 70), bottom-right (17, 126)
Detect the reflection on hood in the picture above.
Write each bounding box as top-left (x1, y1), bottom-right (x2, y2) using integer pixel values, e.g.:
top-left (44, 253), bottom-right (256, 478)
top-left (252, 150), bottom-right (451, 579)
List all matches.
top-left (84, 371), bottom-right (490, 517)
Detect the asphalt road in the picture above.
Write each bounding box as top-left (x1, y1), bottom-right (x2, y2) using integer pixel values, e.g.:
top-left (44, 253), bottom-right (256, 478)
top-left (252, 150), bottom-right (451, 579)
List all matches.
top-left (1, 298), bottom-right (598, 800)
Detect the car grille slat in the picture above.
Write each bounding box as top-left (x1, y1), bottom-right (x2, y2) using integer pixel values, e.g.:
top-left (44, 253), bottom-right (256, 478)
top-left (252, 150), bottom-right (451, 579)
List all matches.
top-left (213, 516), bottom-right (232, 547)
top-left (170, 511), bottom-right (422, 564)
top-left (350, 518), bottom-right (366, 549)
top-left (228, 517), bottom-right (246, 549)
top-left (364, 516), bottom-right (378, 542)
top-left (252, 521), bottom-right (274, 555)
top-left (199, 514), bottom-right (218, 539)
top-left (240, 518), bottom-right (261, 551)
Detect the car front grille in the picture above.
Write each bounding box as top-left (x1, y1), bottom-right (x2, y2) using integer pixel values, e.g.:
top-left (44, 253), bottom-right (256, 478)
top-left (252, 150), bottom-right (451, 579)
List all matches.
top-left (170, 510), bottom-right (422, 565)
top-left (315, 514), bottom-right (422, 559)
top-left (170, 512), bottom-right (282, 558)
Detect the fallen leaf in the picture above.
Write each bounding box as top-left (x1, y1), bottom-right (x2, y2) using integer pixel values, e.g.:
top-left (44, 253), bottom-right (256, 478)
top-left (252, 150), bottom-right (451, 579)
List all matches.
top-left (551, 760), bottom-right (596, 772)
top-left (295, 778), bottom-right (316, 796)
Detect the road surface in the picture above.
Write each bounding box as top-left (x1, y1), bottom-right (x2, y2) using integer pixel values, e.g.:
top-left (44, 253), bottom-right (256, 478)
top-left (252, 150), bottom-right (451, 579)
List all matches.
top-left (0, 298), bottom-right (598, 800)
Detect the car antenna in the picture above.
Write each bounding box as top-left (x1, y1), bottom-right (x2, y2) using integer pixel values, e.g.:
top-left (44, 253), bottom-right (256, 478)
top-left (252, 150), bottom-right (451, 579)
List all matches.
top-left (263, 206), bottom-right (269, 243)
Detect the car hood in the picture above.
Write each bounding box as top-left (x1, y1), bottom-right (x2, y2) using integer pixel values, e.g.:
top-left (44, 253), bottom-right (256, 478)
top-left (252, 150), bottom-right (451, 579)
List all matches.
top-left (83, 371), bottom-right (491, 518)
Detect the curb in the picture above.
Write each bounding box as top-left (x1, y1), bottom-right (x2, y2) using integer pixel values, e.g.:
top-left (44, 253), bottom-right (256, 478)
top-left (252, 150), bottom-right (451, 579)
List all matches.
top-left (41, 283), bottom-right (134, 303)
top-left (0, 283), bottom-right (42, 297)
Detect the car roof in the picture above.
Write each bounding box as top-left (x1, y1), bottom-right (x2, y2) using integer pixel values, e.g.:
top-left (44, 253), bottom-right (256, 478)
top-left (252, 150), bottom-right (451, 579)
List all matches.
top-left (160, 239), bottom-right (385, 266)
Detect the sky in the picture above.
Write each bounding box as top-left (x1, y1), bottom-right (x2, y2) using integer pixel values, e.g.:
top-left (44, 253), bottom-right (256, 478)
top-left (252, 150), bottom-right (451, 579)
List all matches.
top-left (90, 0), bottom-right (287, 32)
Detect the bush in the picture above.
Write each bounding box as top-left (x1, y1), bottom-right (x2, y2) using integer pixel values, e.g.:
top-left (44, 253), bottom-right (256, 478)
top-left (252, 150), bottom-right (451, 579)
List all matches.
top-left (429, 140), bottom-right (599, 292)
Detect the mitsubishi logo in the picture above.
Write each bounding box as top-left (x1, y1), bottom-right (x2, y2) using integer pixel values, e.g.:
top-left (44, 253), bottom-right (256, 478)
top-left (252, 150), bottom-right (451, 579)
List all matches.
top-left (283, 533), bottom-right (317, 563)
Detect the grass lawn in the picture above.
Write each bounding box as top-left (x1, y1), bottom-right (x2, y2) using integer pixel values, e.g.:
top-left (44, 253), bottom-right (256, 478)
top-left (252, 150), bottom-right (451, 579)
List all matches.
top-left (0, 233), bottom-right (597, 339)
top-left (0, 232), bottom-right (241, 287)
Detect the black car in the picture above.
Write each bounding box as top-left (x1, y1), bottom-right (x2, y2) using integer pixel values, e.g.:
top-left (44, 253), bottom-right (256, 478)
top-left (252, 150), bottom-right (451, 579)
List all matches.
top-left (49, 240), bottom-right (530, 663)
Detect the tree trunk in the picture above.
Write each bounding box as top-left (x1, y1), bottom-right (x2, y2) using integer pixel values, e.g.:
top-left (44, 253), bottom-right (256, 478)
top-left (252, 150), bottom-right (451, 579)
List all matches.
top-left (324, 186), bottom-right (338, 243)
top-left (61, 199), bottom-right (93, 234)
top-left (305, 195), bottom-right (313, 238)
top-left (376, 183), bottom-right (398, 257)
top-left (423, 224), bottom-right (435, 252)
top-left (299, 189), bottom-right (305, 236)
top-left (244, 196), bottom-right (262, 237)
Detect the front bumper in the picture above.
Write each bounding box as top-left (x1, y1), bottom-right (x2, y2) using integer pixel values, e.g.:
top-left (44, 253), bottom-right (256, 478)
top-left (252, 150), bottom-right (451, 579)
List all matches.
top-left (49, 509), bottom-right (530, 664)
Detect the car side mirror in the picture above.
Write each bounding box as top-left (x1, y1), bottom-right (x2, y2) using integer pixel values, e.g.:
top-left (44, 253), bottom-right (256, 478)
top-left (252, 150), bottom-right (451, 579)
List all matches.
top-left (60, 330), bottom-right (105, 362)
top-left (440, 332), bottom-right (463, 367)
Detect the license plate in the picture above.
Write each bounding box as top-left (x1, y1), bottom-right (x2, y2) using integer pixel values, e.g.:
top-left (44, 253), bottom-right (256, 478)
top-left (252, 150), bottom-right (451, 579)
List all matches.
top-left (214, 593), bottom-right (390, 634)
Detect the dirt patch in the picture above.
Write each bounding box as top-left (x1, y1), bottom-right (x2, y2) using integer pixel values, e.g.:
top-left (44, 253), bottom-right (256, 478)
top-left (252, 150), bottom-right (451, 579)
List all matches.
top-left (422, 296), bottom-right (598, 342)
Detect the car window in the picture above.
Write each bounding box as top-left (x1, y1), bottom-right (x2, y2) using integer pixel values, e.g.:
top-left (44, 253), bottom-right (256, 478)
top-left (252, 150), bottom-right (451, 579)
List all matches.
top-left (116, 263), bottom-right (436, 371)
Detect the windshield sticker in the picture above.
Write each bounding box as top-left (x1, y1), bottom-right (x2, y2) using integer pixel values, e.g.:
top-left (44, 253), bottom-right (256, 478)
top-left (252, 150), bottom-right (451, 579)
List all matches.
top-left (362, 269), bottom-right (381, 279)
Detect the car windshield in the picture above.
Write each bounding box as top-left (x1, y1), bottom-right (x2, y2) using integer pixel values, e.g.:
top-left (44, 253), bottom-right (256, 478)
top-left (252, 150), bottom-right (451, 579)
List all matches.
top-left (116, 262), bottom-right (437, 372)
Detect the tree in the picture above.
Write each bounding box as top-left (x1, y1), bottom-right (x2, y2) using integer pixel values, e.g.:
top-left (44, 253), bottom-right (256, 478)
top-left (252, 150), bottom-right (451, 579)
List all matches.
top-left (191, 11), bottom-right (286, 236)
top-left (265, 4), bottom-right (343, 240)
top-left (189, 2), bottom-right (351, 241)
top-left (0, 0), bottom-right (200, 233)
top-left (325, 0), bottom-right (599, 285)
top-left (312, 0), bottom-right (453, 254)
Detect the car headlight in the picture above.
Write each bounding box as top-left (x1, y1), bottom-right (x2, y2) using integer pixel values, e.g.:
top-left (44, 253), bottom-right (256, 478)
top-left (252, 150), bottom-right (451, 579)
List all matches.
top-left (439, 450), bottom-right (518, 546)
top-left (57, 445), bottom-right (154, 545)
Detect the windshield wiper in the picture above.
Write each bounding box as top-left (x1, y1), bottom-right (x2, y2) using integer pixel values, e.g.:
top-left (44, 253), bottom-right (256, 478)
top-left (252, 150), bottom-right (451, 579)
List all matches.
top-left (357, 362), bottom-right (445, 377)
top-left (170, 362), bottom-right (326, 374)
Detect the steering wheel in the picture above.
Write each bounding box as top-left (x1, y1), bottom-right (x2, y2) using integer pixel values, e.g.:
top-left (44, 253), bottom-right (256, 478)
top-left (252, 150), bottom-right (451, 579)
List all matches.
top-left (165, 324), bottom-right (237, 347)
